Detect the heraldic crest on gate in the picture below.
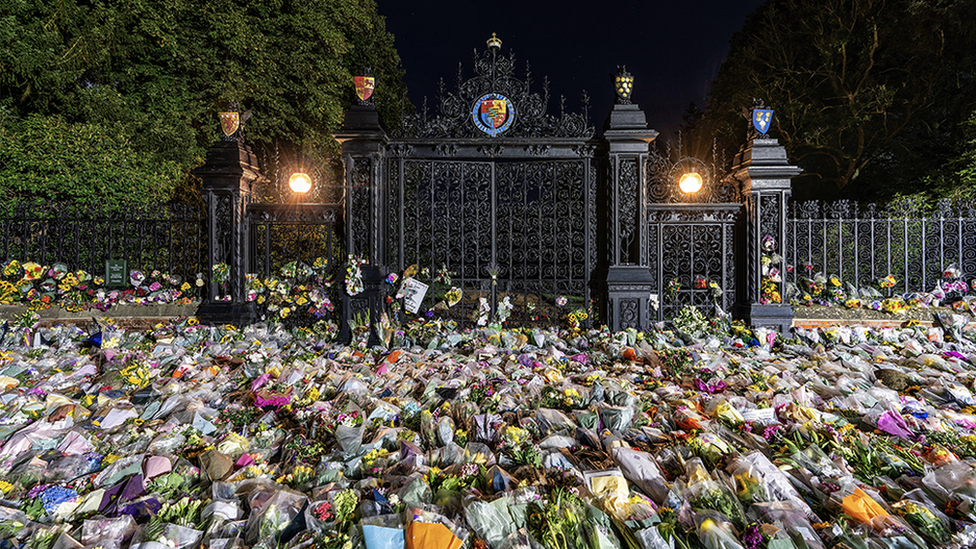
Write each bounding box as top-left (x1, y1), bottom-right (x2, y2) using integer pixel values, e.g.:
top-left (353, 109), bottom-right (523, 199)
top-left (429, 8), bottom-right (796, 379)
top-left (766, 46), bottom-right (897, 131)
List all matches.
top-left (395, 38), bottom-right (594, 139)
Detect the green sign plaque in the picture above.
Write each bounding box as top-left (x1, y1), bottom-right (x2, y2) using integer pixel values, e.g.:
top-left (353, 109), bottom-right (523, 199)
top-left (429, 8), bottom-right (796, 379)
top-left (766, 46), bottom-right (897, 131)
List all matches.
top-left (105, 260), bottom-right (127, 287)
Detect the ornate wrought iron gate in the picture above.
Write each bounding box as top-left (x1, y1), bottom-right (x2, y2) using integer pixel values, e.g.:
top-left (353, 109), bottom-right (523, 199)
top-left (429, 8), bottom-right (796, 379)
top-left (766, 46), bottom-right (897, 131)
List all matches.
top-left (369, 40), bottom-right (599, 325)
top-left (645, 204), bottom-right (742, 321)
top-left (641, 155), bottom-right (744, 322)
top-left (325, 39), bottom-right (802, 333)
top-left (387, 156), bottom-right (595, 323)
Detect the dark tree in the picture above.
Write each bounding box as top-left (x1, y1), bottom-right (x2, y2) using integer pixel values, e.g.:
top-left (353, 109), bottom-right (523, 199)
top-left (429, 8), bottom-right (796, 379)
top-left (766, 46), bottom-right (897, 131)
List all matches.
top-left (701, 0), bottom-right (976, 201)
top-left (0, 0), bottom-right (407, 202)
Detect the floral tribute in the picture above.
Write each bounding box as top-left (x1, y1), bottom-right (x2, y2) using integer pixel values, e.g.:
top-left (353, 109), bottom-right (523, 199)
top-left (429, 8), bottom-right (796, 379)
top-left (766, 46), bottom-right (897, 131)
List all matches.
top-left (0, 259), bottom-right (199, 312)
top-left (790, 260), bottom-right (976, 315)
top-left (1, 307), bottom-right (976, 549)
top-left (759, 236), bottom-right (782, 304)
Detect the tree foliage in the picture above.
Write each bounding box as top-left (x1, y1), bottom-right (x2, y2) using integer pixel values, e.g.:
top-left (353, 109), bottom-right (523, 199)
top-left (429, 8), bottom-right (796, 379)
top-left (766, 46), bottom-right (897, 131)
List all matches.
top-left (0, 113), bottom-right (182, 202)
top-left (700, 0), bottom-right (976, 201)
top-left (0, 0), bottom-right (406, 202)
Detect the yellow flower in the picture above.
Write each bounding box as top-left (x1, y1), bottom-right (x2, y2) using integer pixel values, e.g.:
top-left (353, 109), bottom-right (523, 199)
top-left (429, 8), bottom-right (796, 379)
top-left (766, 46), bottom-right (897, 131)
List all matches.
top-left (187, 317), bottom-right (199, 326)
top-left (181, 282), bottom-right (191, 291)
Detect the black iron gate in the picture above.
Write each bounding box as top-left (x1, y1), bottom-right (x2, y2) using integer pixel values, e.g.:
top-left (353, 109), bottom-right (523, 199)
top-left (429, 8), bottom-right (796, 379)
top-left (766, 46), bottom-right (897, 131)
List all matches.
top-left (645, 204), bottom-right (742, 321)
top-left (246, 203), bottom-right (346, 324)
top-left (323, 37), bottom-right (800, 333)
top-left (248, 204), bottom-right (344, 278)
top-left (377, 39), bottom-right (599, 326)
top-left (387, 156), bottom-right (595, 324)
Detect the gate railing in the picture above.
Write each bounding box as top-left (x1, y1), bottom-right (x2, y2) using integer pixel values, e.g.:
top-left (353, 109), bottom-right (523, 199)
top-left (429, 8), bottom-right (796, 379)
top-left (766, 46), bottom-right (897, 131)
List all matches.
top-left (0, 200), bottom-right (205, 282)
top-left (247, 203), bottom-right (344, 279)
top-left (786, 199), bottom-right (976, 294)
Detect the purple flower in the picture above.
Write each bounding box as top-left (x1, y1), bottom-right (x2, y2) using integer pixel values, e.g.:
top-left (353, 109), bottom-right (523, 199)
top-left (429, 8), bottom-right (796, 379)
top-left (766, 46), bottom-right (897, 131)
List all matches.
top-left (741, 524), bottom-right (764, 549)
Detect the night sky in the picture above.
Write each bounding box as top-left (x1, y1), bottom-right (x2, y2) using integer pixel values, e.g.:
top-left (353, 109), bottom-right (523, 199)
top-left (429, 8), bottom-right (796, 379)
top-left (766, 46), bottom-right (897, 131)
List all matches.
top-left (375, 0), bottom-right (767, 138)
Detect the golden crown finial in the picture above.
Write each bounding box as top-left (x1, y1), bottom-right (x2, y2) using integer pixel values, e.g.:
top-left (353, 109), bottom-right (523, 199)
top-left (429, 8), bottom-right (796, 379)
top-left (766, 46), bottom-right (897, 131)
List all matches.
top-left (487, 32), bottom-right (502, 50)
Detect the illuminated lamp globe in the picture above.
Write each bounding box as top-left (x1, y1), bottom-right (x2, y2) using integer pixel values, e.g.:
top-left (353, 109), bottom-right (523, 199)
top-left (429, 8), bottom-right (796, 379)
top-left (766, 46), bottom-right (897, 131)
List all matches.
top-left (679, 172), bottom-right (703, 194)
top-left (289, 172), bottom-right (312, 194)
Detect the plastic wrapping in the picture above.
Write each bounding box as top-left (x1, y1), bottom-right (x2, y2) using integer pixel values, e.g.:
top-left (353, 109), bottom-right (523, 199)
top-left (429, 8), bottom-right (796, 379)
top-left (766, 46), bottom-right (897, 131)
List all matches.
top-left (3, 313), bottom-right (976, 549)
top-left (612, 448), bottom-right (670, 505)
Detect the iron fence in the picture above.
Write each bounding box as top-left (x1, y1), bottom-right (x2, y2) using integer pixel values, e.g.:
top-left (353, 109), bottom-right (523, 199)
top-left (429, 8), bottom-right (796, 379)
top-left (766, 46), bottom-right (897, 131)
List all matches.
top-left (786, 199), bottom-right (976, 294)
top-left (0, 201), bottom-right (206, 281)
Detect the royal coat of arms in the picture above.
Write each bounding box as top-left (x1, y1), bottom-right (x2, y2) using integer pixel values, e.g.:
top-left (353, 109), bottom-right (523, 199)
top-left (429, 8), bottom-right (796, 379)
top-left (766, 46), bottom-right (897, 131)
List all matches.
top-left (753, 108), bottom-right (773, 135)
top-left (219, 111), bottom-right (239, 137)
top-left (471, 93), bottom-right (515, 136)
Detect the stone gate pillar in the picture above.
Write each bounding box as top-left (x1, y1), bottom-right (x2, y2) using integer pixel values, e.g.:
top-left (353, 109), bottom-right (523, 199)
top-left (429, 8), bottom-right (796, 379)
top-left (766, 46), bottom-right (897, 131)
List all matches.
top-left (334, 100), bottom-right (388, 345)
top-left (602, 68), bottom-right (659, 331)
top-left (730, 135), bottom-right (801, 332)
top-left (192, 129), bottom-right (263, 325)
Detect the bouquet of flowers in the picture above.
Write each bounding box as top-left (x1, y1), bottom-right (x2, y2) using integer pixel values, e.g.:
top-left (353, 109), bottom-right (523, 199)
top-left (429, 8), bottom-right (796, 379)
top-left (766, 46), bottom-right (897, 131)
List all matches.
top-left (684, 459), bottom-right (746, 529)
top-left (332, 409), bottom-right (366, 456)
top-left (527, 488), bottom-right (588, 549)
top-left (890, 499), bottom-right (951, 545)
top-left (346, 255), bottom-right (365, 296)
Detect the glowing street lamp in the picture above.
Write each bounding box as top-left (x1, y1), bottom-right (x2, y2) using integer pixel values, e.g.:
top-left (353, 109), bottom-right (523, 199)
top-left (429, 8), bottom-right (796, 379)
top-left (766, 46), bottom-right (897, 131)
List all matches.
top-left (288, 172), bottom-right (312, 194)
top-left (678, 171), bottom-right (703, 194)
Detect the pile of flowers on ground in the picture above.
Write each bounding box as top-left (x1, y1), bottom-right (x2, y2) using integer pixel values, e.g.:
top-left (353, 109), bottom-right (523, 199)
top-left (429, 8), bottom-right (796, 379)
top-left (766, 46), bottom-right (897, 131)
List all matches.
top-left (2, 309), bottom-right (976, 549)
top-left (782, 261), bottom-right (976, 315)
top-left (0, 260), bottom-right (200, 312)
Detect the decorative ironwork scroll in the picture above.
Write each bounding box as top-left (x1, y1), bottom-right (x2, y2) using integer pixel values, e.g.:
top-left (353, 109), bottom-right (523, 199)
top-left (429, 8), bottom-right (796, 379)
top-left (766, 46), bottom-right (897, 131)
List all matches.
top-left (395, 42), bottom-right (594, 139)
top-left (644, 152), bottom-right (741, 204)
